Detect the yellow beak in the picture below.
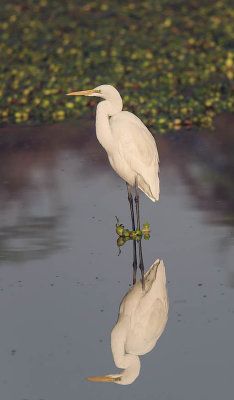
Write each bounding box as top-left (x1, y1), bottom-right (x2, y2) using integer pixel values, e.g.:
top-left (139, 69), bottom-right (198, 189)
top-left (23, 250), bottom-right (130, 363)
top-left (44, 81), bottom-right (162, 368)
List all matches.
top-left (87, 375), bottom-right (120, 382)
top-left (66, 89), bottom-right (94, 96)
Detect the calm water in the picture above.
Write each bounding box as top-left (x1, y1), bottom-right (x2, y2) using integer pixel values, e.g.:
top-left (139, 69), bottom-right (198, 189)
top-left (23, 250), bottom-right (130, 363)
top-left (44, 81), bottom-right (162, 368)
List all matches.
top-left (0, 115), bottom-right (234, 400)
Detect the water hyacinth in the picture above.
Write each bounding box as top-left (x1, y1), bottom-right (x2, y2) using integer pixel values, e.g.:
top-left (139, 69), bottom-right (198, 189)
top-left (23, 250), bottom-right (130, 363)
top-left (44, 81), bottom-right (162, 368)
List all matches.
top-left (115, 217), bottom-right (150, 239)
top-left (0, 0), bottom-right (233, 132)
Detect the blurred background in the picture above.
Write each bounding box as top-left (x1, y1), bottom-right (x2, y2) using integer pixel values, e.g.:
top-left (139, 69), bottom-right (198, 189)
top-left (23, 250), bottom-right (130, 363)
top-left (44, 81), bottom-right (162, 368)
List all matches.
top-left (0, 0), bottom-right (233, 131)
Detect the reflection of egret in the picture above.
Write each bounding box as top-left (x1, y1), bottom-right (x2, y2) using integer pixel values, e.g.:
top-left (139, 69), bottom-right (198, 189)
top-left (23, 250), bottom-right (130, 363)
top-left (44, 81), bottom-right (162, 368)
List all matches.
top-left (67, 85), bottom-right (159, 283)
top-left (88, 259), bottom-right (168, 385)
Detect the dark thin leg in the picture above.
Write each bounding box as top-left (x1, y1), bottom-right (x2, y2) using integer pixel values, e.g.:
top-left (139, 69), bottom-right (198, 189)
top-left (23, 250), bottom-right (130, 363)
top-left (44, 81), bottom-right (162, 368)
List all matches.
top-left (138, 238), bottom-right (145, 290)
top-left (135, 177), bottom-right (140, 231)
top-left (126, 183), bottom-right (137, 284)
top-left (126, 182), bottom-right (135, 231)
top-left (132, 239), bottom-right (137, 285)
top-left (134, 177), bottom-right (144, 290)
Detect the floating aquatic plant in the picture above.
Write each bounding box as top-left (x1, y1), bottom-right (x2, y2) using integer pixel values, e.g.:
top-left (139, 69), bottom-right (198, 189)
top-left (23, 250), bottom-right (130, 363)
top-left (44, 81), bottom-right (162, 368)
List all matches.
top-left (115, 216), bottom-right (150, 239)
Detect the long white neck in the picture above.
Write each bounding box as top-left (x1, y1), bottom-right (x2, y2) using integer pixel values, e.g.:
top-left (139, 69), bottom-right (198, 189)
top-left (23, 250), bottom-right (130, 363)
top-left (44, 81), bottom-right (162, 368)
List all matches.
top-left (95, 96), bottom-right (122, 153)
top-left (110, 317), bottom-right (141, 385)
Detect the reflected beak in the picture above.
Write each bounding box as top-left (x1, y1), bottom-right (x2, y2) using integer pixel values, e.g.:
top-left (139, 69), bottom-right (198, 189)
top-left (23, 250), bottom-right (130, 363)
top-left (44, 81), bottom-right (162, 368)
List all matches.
top-left (87, 375), bottom-right (120, 382)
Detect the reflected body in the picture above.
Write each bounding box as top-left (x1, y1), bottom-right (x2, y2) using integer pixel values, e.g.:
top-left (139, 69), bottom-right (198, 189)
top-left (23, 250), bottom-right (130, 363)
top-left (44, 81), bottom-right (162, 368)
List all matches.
top-left (67, 85), bottom-right (159, 202)
top-left (88, 259), bottom-right (168, 385)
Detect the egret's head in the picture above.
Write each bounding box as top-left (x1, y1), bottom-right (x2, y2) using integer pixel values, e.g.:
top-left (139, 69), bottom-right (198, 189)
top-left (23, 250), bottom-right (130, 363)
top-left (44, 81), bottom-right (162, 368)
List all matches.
top-left (67, 84), bottom-right (119, 98)
top-left (87, 355), bottom-right (140, 385)
top-left (67, 84), bottom-right (123, 113)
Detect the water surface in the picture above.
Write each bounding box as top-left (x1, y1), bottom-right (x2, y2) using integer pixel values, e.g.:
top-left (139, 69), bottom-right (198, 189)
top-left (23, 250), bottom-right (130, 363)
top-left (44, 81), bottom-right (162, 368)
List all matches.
top-left (0, 115), bottom-right (234, 400)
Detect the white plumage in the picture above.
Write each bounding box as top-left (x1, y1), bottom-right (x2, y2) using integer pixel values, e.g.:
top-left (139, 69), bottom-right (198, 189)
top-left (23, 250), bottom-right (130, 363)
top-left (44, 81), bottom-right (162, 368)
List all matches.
top-left (67, 84), bottom-right (159, 202)
top-left (88, 259), bottom-right (169, 385)
top-left (109, 110), bottom-right (159, 201)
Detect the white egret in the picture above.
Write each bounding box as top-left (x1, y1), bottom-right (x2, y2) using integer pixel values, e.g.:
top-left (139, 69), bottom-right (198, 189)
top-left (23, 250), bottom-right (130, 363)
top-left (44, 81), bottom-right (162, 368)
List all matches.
top-left (67, 85), bottom-right (159, 285)
top-left (88, 259), bottom-right (168, 385)
top-left (67, 84), bottom-right (159, 229)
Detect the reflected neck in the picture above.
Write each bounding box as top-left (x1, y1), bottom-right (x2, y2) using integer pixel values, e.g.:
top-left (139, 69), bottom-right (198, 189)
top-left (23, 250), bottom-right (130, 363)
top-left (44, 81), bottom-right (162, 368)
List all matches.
top-left (111, 318), bottom-right (141, 384)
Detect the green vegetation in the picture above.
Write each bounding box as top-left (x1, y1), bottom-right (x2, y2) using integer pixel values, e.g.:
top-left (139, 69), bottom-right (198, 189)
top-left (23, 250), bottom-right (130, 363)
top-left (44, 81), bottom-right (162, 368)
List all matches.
top-left (0, 0), bottom-right (233, 132)
top-left (115, 216), bottom-right (150, 239)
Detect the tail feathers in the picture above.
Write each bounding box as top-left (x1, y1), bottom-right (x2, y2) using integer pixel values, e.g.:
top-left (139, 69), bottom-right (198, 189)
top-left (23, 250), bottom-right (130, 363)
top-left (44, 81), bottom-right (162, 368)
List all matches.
top-left (144, 259), bottom-right (166, 291)
top-left (151, 178), bottom-right (160, 201)
top-left (141, 181), bottom-right (159, 202)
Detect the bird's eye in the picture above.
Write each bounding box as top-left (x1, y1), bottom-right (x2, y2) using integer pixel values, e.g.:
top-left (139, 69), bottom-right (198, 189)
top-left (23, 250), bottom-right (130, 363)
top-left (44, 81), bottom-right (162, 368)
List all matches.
top-left (95, 89), bottom-right (101, 93)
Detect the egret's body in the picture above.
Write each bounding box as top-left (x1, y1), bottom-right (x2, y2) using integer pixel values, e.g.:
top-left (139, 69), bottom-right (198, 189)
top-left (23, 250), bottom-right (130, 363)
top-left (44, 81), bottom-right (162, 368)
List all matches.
top-left (109, 111), bottom-right (159, 201)
top-left (88, 259), bottom-right (169, 385)
top-left (99, 107), bottom-right (159, 201)
top-left (67, 84), bottom-right (159, 202)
